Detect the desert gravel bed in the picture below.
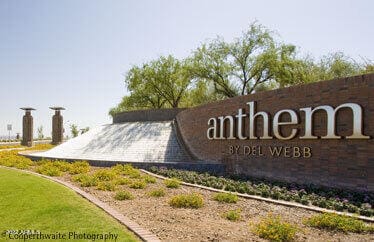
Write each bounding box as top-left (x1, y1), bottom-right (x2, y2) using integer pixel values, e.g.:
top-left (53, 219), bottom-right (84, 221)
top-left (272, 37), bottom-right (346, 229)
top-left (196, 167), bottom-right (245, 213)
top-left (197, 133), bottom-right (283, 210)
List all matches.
top-left (56, 168), bottom-right (373, 242)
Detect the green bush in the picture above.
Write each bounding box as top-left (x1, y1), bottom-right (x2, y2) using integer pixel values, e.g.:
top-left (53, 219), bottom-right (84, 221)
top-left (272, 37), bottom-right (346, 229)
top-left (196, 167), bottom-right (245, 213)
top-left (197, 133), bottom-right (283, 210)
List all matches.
top-left (0, 150), bottom-right (35, 169)
top-left (143, 175), bottom-right (157, 183)
top-left (114, 190), bottom-right (134, 200)
top-left (129, 180), bottom-right (146, 189)
top-left (169, 193), bottom-right (204, 208)
top-left (213, 192), bottom-right (238, 203)
top-left (252, 214), bottom-right (298, 242)
top-left (114, 177), bottom-right (132, 185)
top-left (223, 209), bottom-right (241, 221)
top-left (72, 174), bottom-right (86, 182)
top-left (97, 181), bottom-right (116, 191)
top-left (94, 169), bottom-right (117, 181)
top-left (128, 170), bottom-right (141, 178)
top-left (113, 164), bottom-right (141, 178)
top-left (149, 167), bottom-right (374, 217)
top-left (51, 160), bottom-right (71, 172)
top-left (149, 189), bottom-right (166, 197)
top-left (112, 164), bottom-right (134, 174)
top-left (72, 174), bottom-right (98, 187)
top-left (35, 162), bottom-right (62, 176)
top-left (69, 161), bottom-right (90, 174)
top-left (164, 178), bottom-right (181, 188)
top-left (111, 164), bottom-right (126, 174)
top-left (305, 213), bottom-right (374, 233)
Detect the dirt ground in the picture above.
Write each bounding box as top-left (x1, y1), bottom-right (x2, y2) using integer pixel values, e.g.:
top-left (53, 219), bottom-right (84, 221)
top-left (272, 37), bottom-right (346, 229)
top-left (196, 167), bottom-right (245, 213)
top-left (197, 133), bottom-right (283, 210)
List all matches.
top-left (59, 170), bottom-right (373, 242)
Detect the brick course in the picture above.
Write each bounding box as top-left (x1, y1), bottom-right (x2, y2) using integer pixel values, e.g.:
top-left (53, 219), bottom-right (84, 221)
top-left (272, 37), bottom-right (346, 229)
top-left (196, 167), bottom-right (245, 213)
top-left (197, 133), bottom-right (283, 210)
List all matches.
top-left (176, 74), bottom-right (374, 192)
top-left (113, 108), bottom-right (186, 123)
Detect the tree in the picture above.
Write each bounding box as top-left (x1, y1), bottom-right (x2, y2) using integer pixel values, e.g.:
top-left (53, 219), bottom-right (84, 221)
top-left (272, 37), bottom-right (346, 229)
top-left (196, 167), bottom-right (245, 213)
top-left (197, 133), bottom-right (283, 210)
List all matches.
top-left (190, 22), bottom-right (304, 97)
top-left (181, 80), bottom-right (221, 107)
top-left (110, 22), bottom-right (374, 116)
top-left (37, 126), bottom-right (44, 140)
top-left (190, 38), bottom-right (236, 97)
top-left (295, 52), bottom-right (373, 84)
top-left (70, 124), bottom-right (79, 138)
top-left (137, 55), bottom-right (191, 108)
top-left (80, 127), bottom-right (90, 134)
top-left (110, 55), bottom-right (193, 115)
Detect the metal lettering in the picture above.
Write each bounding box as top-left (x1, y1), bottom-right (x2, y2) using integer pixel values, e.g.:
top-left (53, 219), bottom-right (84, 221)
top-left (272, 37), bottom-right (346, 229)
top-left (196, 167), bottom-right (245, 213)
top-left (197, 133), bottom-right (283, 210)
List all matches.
top-left (247, 101), bottom-right (272, 140)
top-left (273, 109), bottom-right (298, 140)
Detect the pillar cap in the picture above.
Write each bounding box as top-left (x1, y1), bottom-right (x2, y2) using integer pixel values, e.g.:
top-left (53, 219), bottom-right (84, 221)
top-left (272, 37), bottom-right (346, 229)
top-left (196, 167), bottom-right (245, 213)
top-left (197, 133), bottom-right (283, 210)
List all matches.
top-left (49, 107), bottom-right (65, 111)
top-left (20, 107), bottom-right (36, 111)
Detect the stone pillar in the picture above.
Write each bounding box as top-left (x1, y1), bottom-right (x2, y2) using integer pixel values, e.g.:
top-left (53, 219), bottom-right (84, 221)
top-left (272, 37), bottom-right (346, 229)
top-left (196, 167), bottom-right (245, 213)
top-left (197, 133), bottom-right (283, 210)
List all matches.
top-left (50, 107), bottom-right (65, 145)
top-left (20, 107), bottom-right (35, 147)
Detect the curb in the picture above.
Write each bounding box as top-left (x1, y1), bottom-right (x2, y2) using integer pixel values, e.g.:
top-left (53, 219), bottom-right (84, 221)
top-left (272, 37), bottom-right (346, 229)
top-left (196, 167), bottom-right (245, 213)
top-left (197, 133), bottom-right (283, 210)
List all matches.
top-left (140, 169), bottom-right (374, 223)
top-left (0, 148), bottom-right (26, 152)
top-left (0, 166), bottom-right (161, 242)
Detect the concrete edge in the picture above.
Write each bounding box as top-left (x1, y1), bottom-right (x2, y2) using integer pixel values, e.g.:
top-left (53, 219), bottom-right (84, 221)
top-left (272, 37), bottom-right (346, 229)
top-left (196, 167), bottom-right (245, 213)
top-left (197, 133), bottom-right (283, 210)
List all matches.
top-left (0, 148), bottom-right (26, 152)
top-left (140, 169), bottom-right (374, 223)
top-left (19, 151), bottom-right (225, 174)
top-left (0, 166), bottom-right (161, 242)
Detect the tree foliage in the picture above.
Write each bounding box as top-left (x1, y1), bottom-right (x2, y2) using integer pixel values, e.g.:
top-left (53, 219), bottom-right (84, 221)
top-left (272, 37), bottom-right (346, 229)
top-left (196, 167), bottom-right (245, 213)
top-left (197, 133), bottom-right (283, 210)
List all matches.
top-left (37, 126), bottom-right (44, 140)
top-left (110, 22), bottom-right (373, 116)
top-left (109, 55), bottom-right (194, 115)
top-left (190, 23), bottom-right (309, 96)
top-left (298, 52), bottom-right (372, 83)
top-left (70, 124), bottom-right (79, 138)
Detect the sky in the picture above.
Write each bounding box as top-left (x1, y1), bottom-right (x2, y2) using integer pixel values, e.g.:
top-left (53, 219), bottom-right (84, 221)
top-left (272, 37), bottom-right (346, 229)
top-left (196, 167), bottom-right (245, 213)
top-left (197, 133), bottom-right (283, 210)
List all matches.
top-left (0, 0), bottom-right (373, 138)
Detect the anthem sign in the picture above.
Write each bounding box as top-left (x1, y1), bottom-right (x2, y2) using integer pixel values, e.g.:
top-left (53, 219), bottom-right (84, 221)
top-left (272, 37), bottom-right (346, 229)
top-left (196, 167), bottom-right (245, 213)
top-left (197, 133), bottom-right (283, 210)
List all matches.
top-left (176, 74), bottom-right (374, 191)
top-left (207, 101), bottom-right (370, 140)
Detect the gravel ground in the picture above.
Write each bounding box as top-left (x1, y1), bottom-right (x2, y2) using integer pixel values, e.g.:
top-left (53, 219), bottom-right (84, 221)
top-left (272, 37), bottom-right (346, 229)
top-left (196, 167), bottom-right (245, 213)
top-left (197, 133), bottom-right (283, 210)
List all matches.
top-left (58, 170), bottom-right (373, 242)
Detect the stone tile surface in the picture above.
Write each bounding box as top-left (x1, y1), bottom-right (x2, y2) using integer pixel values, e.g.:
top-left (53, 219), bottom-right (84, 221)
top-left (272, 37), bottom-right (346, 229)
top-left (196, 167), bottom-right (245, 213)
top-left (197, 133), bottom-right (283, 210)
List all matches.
top-left (32, 121), bottom-right (191, 163)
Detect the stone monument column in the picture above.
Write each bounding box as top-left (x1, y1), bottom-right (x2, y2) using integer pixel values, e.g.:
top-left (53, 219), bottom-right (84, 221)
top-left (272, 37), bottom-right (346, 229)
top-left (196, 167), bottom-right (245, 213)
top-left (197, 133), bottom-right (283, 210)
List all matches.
top-left (50, 107), bottom-right (65, 145)
top-left (20, 107), bottom-right (36, 147)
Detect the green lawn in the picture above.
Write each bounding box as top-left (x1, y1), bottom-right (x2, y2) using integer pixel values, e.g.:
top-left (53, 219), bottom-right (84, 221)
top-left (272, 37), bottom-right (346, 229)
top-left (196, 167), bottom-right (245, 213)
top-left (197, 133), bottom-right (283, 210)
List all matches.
top-left (0, 167), bottom-right (139, 241)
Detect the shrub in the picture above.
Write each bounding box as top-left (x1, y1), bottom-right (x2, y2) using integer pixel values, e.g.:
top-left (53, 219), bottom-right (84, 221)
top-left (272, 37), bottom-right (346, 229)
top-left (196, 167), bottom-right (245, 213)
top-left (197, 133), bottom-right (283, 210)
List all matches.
top-left (213, 192), bottom-right (238, 203)
top-left (72, 174), bottom-right (98, 187)
top-left (252, 214), bottom-right (298, 242)
top-left (72, 174), bottom-right (86, 182)
top-left (97, 181), bottom-right (116, 191)
top-left (149, 189), bottom-right (166, 197)
top-left (143, 175), bottom-right (157, 184)
top-left (69, 161), bottom-right (90, 174)
top-left (114, 190), bottom-right (134, 200)
top-left (112, 164), bottom-right (133, 174)
top-left (128, 169), bottom-right (141, 178)
top-left (148, 167), bottom-right (374, 217)
top-left (114, 177), bottom-right (132, 185)
top-left (164, 178), bottom-right (181, 188)
top-left (359, 207), bottom-right (374, 217)
top-left (94, 169), bottom-right (117, 181)
top-left (113, 164), bottom-right (142, 178)
top-left (169, 193), bottom-right (204, 208)
top-left (129, 180), bottom-right (146, 189)
top-left (0, 144), bottom-right (22, 149)
top-left (111, 164), bottom-right (126, 174)
top-left (12, 157), bottom-right (34, 169)
top-left (29, 144), bottom-right (55, 150)
top-left (52, 161), bottom-right (71, 172)
top-left (223, 209), bottom-right (241, 221)
top-left (305, 213), bottom-right (374, 233)
top-left (0, 150), bottom-right (33, 169)
top-left (35, 162), bottom-right (62, 176)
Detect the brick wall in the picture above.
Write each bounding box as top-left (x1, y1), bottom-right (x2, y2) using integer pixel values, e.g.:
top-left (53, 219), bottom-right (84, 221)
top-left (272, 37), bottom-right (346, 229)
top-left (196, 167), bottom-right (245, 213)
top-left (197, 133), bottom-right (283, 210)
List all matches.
top-left (113, 108), bottom-right (187, 123)
top-left (176, 74), bottom-right (374, 191)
